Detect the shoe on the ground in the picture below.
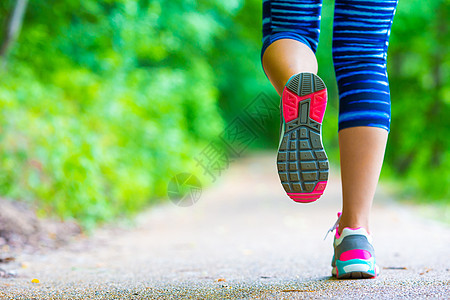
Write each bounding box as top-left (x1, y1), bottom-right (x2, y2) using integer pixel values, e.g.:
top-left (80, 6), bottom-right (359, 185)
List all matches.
top-left (329, 213), bottom-right (379, 279)
top-left (277, 73), bottom-right (329, 203)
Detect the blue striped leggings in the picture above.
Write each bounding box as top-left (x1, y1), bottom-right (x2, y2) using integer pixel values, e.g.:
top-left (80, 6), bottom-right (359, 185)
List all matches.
top-left (262, 0), bottom-right (398, 131)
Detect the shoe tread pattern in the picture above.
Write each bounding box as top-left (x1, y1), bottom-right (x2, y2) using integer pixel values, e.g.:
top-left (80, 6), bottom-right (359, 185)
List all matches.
top-left (278, 73), bottom-right (329, 194)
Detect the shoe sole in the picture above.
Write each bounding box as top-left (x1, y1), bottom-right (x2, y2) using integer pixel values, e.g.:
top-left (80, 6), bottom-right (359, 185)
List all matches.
top-left (333, 260), bottom-right (378, 279)
top-left (277, 73), bottom-right (329, 203)
top-left (336, 271), bottom-right (376, 279)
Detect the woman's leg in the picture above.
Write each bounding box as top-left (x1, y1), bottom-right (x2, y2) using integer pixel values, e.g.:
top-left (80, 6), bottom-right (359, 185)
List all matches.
top-left (262, 0), bottom-right (330, 203)
top-left (338, 127), bottom-right (388, 232)
top-left (262, 39), bottom-right (317, 95)
top-left (332, 0), bottom-right (398, 233)
top-left (261, 0), bottom-right (323, 94)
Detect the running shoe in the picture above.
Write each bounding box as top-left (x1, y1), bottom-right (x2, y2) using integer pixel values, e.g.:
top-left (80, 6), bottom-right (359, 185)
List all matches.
top-left (277, 73), bottom-right (329, 203)
top-left (328, 213), bottom-right (379, 279)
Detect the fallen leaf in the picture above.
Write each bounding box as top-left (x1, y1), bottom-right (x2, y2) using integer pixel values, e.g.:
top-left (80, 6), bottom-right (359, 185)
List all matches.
top-left (419, 268), bottom-right (432, 275)
top-left (0, 257), bottom-right (15, 263)
top-left (31, 278), bottom-right (40, 283)
top-left (217, 278), bottom-right (226, 282)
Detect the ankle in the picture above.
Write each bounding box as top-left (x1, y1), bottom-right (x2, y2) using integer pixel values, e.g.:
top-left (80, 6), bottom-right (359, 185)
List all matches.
top-left (338, 214), bottom-right (370, 235)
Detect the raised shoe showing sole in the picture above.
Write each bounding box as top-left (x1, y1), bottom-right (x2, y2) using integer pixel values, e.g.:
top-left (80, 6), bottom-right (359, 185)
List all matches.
top-left (277, 73), bottom-right (329, 203)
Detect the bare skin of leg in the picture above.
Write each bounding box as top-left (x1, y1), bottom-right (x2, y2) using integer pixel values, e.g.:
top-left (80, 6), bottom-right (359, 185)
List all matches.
top-left (262, 39), bottom-right (318, 95)
top-left (338, 127), bottom-right (388, 234)
top-left (262, 38), bottom-right (388, 235)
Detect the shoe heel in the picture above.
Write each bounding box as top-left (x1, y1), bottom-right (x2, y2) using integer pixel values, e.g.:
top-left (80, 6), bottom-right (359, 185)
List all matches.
top-left (336, 258), bottom-right (377, 279)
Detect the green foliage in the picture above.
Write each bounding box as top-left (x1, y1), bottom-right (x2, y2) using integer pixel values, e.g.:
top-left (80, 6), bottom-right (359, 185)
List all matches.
top-left (386, 0), bottom-right (450, 201)
top-left (211, 0), bottom-right (280, 148)
top-left (0, 0), bottom-right (228, 228)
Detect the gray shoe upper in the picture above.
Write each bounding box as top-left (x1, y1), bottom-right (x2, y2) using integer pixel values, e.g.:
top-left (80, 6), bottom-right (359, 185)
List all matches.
top-left (332, 232), bottom-right (375, 267)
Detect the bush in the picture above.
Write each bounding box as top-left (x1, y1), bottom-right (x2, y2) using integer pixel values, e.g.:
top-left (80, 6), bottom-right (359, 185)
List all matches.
top-left (0, 0), bottom-right (228, 228)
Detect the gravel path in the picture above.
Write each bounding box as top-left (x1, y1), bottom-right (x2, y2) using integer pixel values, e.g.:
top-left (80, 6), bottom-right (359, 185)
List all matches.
top-left (1, 153), bottom-right (449, 299)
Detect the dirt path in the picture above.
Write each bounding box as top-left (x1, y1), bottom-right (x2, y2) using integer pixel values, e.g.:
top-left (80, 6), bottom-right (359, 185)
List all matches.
top-left (1, 153), bottom-right (449, 299)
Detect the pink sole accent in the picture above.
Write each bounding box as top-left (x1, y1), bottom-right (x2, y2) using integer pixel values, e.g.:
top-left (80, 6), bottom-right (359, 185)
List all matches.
top-left (309, 89), bottom-right (327, 123)
top-left (282, 88), bottom-right (327, 123)
top-left (335, 212), bottom-right (343, 238)
top-left (314, 181), bottom-right (327, 192)
top-left (287, 181), bottom-right (328, 203)
top-left (339, 249), bottom-right (372, 261)
top-left (289, 196), bottom-right (320, 203)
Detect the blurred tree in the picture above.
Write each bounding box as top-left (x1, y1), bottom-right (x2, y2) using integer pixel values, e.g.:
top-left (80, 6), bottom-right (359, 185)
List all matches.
top-left (0, 0), bottom-right (28, 62)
